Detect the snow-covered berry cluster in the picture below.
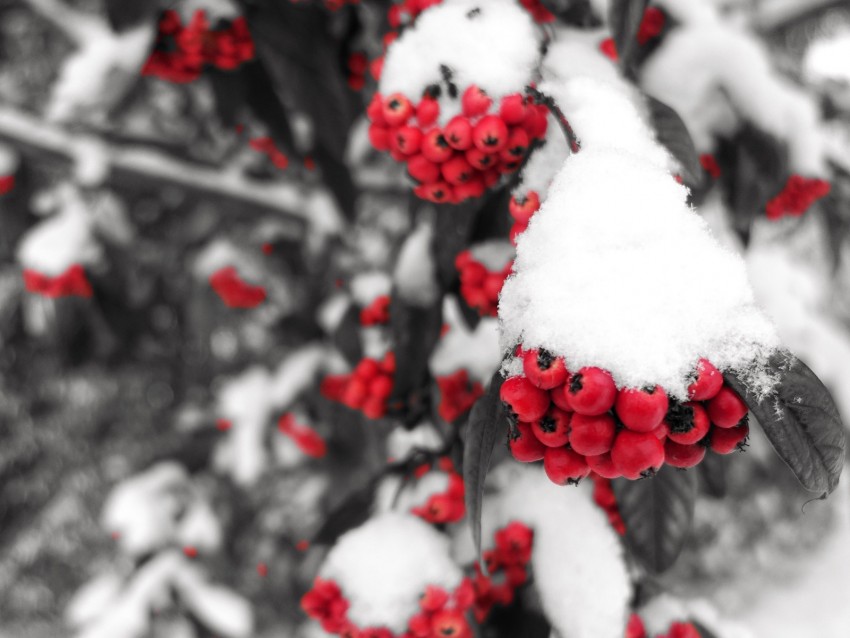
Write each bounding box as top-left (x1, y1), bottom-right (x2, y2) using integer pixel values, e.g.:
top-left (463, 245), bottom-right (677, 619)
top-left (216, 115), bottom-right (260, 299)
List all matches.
top-left (321, 353), bottom-right (396, 419)
top-left (507, 190), bottom-right (540, 244)
top-left (436, 369), bottom-right (484, 422)
top-left (455, 249), bottom-right (513, 317)
top-left (368, 87), bottom-right (547, 204)
top-left (142, 10), bottom-right (254, 83)
top-left (23, 264), bottom-right (92, 298)
top-left (503, 351), bottom-right (750, 483)
top-left (765, 174), bottom-right (830, 221)
top-left (410, 457), bottom-right (465, 524)
top-left (209, 266), bottom-right (267, 308)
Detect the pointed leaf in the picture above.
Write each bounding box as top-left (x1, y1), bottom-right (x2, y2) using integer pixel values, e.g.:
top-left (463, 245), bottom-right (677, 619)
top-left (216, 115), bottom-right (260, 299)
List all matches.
top-left (646, 95), bottom-right (702, 185)
top-left (463, 372), bottom-right (506, 561)
top-left (612, 465), bottom-right (696, 574)
top-left (725, 352), bottom-right (846, 496)
top-left (609, 0), bottom-right (649, 72)
top-left (332, 303), bottom-right (363, 367)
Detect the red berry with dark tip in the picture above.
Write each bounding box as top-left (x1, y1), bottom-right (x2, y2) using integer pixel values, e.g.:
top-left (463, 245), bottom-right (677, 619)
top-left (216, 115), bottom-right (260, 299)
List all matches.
top-left (522, 348), bottom-right (567, 390)
top-left (453, 176), bottom-right (486, 201)
top-left (391, 126), bottom-right (422, 156)
top-left (569, 412), bottom-right (616, 456)
top-left (445, 116), bottom-right (473, 150)
top-left (509, 191), bottom-right (540, 224)
top-left (500, 127), bottom-right (530, 161)
top-left (417, 97), bottom-right (440, 128)
top-left (465, 147), bottom-right (497, 171)
top-left (499, 94), bottom-right (527, 125)
top-left (368, 124), bottom-right (391, 151)
top-left (709, 420), bottom-right (749, 453)
top-left (414, 181), bottom-right (453, 204)
top-left (688, 358), bottom-right (723, 401)
top-left (664, 439), bottom-right (706, 468)
top-left (407, 154), bottom-right (440, 183)
top-left (383, 93), bottom-right (413, 127)
top-left (430, 610), bottom-right (470, 638)
top-left (530, 406), bottom-right (571, 447)
top-left (421, 129), bottom-right (454, 163)
top-left (509, 421), bottom-right (547, 462)
top-left (544, 447), bottom-right (590, 485)
top-left (615, 386), bottom-right (669, 432)
top-left (367, 93), bottom-right (386, 124)
top-left (500, 376), bottom-right (551, 421)
top-left (473, 115), bottom-right (509, 153)
top-left (462, 85), bottom-right (492, 117)
top-left (441, 155), bottom-right (474, 185)
top-left (707, 385), bottom-right (748, 428)
top-left (665, 401), bottom-right (710, 445)
top-left (562, 367), bottom-right (617, 416)
top-left (522, 105), bottom-right (548, 139)
top-left (587, 452), bottom-right (620, 479)
top-left (611, 430), bottom-right (665, 479)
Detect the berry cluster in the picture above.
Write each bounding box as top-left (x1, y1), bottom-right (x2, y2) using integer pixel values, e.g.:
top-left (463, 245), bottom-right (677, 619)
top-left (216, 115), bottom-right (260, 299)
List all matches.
top-left (209, 266), bottom-right (267, 308)
top-left (765, 174), bottom-right (830, 221)
top-left (508, 191), bottom-right (540, 244)
top-left (436, 370), bottom-right (484, 422)
top-left (142, 11), bottom-right (254, 83)
top-left (23, 264), bottom-right (92, 299)
top-left (591, 474), bottom-right (625, 535)
top-left (367, 86), bottom-right (548, 204)
top-left (411, 457), bottom-right (465, 524)
top-left (502, 350), bottom-right (750, 483)
top-left (302, 576), bottom-right (476, 638)
top-left (599, 6), bottom-right (666, 61)
top-left (627, 614), bottom-right (703, 638)
top-left (347, 52), bottom-right (369, 91)
top-left (321, 353), bottom-right (396, 419)
top-left (0, 174), bottom-right (14, 195)
top-left (278, 413), bottom-right (327, 458)
top-left (249, 137), bottom-right (289, 170)
top-left (360, 294), bottom-right (391, 326)
top-left (455, 251), bottom-right (513, 317)
top-left (472, 521), bottom-right (534, 621)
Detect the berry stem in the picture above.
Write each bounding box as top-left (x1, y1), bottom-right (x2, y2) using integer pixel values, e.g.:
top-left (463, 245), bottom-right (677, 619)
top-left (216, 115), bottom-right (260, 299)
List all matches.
top-left (526, 86), bottom-right (580, 154)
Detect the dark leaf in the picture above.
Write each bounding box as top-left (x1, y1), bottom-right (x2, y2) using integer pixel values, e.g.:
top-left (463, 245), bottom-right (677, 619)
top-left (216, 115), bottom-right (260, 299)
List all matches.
top-left (609, 0), bottom-right (649, 73)
top-left (208, 68), bottom-right (246, 129)
top-left (457, 294), bottom-right (482, 332)
top-left (482, 599), bottom-right (551, 638)
top-left (646, 95), bottom-right (701, 186)
top-left (104, 0), bottom-right (159, 32)
top-left (725, 352), bottom-right (846, 496)
top-left (331, 303), bottom-right (363, 367)
top-left (690, 620), bottom-right (719, 638)
top-left (539, 0), bottom-right (601, 27)
top-left (388, 294), bottom-right (443, 408)
top-left (432, 197), bottom-right (485, 292)
top-left (312, 476), bottom-right (380, 545)
top-left (696, 451), bottom-right (727, 498)
top-left (463, 372), bottom-right (506, 562)
top-left (242, 61), bottom-right (297, 156)
top-left (612, 464), bottom-right (697, 574)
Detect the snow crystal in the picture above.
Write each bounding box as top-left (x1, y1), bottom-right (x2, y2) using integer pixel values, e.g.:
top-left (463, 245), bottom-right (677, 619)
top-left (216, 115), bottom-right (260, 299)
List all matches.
top-left (320, 513), bottom-right (463, 633)
top-left (499, 72), bottom-right (780, 399)
top-left (380, 0), bottom-right (541, 125)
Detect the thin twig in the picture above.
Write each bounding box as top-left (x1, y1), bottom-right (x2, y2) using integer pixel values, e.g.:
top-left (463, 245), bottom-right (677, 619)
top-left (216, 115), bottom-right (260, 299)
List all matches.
top-left (526, 86), bottom-right (580, 154)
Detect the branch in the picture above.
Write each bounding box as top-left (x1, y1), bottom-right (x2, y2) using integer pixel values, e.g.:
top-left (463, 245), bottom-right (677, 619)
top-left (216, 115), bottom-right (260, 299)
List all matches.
top-left (526, 86), bottom-right (581, 153)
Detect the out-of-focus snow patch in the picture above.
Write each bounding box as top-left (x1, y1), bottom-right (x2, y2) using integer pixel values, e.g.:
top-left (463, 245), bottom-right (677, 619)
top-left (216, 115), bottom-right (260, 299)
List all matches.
top-left (431, 296), bottom-right (501, 384)
top-left (380, 0), bottom-right (540, 124)
top-left (269, 344), bottom-right (326, 410)
top-left (175, 500), bottom-right (223, 554)
top-left (350, 271), bottom-right (392, 306)
top-left (394, 218), bottom-right (438, 306)
top-left (66, 572), bottom-right (124, 629)
top-left (317, 292), bottom-right (351, 334)
top-left (375, 470), bottom-right (450, 515)
top-left (386, 422), bottom-right (444, 460)
top-left (805, 31), bottom-right (850, 85)
top-left (640, 594), bottom-right (755, 638)
top-left (319, 513), bottom-right (463, 633)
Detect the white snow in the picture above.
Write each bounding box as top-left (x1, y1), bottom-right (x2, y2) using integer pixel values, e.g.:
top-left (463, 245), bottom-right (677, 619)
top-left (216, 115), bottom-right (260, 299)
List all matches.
top-left (380, 0), bottom-right (541, 124)
top-left (468, 240), bottom-right (514, 271)
top-left (350, 271), bottom-right (392, 306)
top-left (394, 217), bottom-right (439, 305)
top-left (375, 471), bottom-right (451, 515)
top-left (319, 513), bottom-right (463, 633)
top-left (639, 594), bottom-right (756, 638)
top-left (512, 114), bottom-right (568, 200)
top-left (430, 296), bottom-right (501, 384)
top-left (499, 71), bottom-right (780, 399)
top-left (805, 31), bottom-right (850, 85)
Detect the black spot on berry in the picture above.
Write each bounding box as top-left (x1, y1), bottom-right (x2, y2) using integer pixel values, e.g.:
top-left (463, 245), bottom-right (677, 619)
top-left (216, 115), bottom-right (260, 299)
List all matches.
top-left (424, 84), bottom-right (442, 99)
top-left (665, 400), bottom-right (694, 434)
top-left (537, 349), bottom-right (554, 370)
top-left (467, 7), bottom-right (481, 18)
top-left (569, 373), bottom-right (584, 393)
top-left (538, 416), bottom-right (556, 433)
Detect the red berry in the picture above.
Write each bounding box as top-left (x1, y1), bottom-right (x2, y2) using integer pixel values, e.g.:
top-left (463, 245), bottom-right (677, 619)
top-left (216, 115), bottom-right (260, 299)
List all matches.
top-left (391, 126), bottom-right (422, 156)
top-left (509, 421), bottom-right (547, 462)
top-left (459, 260), bottom-right (486, 286)
top-left (417, 97), bottom-right (440, 128)
top-left (482, 272), bottom-right (504, 300)
top-left (369, 375), bottom-right (393, 400)
top-left (665, 402), bottom-right (710, 445)
top-left (562, 367), bottom-right (617, 416)
top-left (368, 123), bottom-right (391, 151)
top-left (530, 406), bottom-right (571, 447)
top-left (586, 452), bottom-right (620, 479)
top-left (550, 385), bottom-right (573, 412)
top-left (362, 396), bottom-right (387, 419)
top-left (569, 412), bottom-right (616, 456)
top-left (430, 610), bottom-right (470, 638)
top-left (544, 447), bottom-right (590, 485)
top-left (500, 127), bottom-right (530, 161)
top-left (522, 105), bottom-right (548, 139)
top-left (383, 93), bottom-right (413, 126)
top-left (441, 155), bottom-right (474, 185)
top-left (414, 181), bottom-right (453, 204)
top-left (354, 358), bottom-right (381, 380)
top-left (500, 376), bottom-right (551, 421)
top-left (421, 129), bottom-right (454, 163)
top-left (522, 348), bottom-right (567, 389)
top-left (509, 191), bottom-right (540, 224)
top-left (465, 147), bottom-right (497, 170)
top-left (343, 377), bottom-right (368, 409)
top-left (709, 421), bottom-right (749, 454)
top-left (611, 430), bottom-right (665, 479)
top-left (688, 358), bottom-right (723, 400)
top-left (482, 168), bottom-right (501, 188)
top-left (499, 94), bottom-right (527, 125)
top-left (445, 116), bottom-right (473, 150)
top-left (453, 176), bottom-right (486, 201)
top-left (706, 385), bottom-right (748, 428)
top-left (625, 614), bottom-right (647, 638)
top-left (367, 93), bottom-right (386, 124)
top-left (615, 386), bottom-right (669, 432)
top-left (473, 115), bottom-right (509, 153)
top-left (664, 439), bottom-right (705, 468)
top-left (462, 85), bottom-right (492, 117)
top-left (407, 154), bottom-right (440, 183)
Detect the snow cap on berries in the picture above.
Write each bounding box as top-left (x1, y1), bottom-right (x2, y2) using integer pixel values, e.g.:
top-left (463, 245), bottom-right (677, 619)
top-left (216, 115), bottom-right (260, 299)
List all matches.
top-left (319, 513), bottom-right (463, 633)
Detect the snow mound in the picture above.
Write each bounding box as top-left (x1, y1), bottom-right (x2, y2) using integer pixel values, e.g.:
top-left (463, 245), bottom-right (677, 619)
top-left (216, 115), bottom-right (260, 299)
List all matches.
top-left (320, 513), bottom-right (462, 633)
top-left (380, 0), bottom-right (540, 124)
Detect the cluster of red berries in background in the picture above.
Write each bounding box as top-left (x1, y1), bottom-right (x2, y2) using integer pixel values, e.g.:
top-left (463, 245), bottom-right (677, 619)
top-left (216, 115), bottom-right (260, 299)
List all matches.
top-left (599, 6), bottom-right (666, 61)
top-left (347, 52), bottom-right (369, 91)
top-left (23, 264), bottom-right (93, 299)
top-left (699, 154), bottom-right (721, 180)
top-left (360, 294), bottom-right (391, 326)
top-left (472, 521), bottom-right (534, 621)
top-left (508, 190), bottom-right (540, 244)
top-left (278, 413), bottom-right (327, 458)
top-left (209, 266), bottom-right (267, 308)
top-left (455, 251), bottom-right (513, 317)
top-left (765, 174), bottom-right (831, 221)
top-left (591, 474), bottom-right (625, 535)
top-left (436, 370), bottom-right (484, 422)
top-left (367, 86), bottom-right (549, 204)
top-left (142, 11), bottom-right (254, 83)
top-left (502, 349), bottom-right (750, 484)
top-left (627, 614), bottom-right (703, 638)
top-left (248, 137), bottom-right (289, 170)
top-left (410, 457), bottom-right (465, 524)
top-left (321, 353), bottom-right (396, 419)
top-left (0, 174), bottom-right (14, 195)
